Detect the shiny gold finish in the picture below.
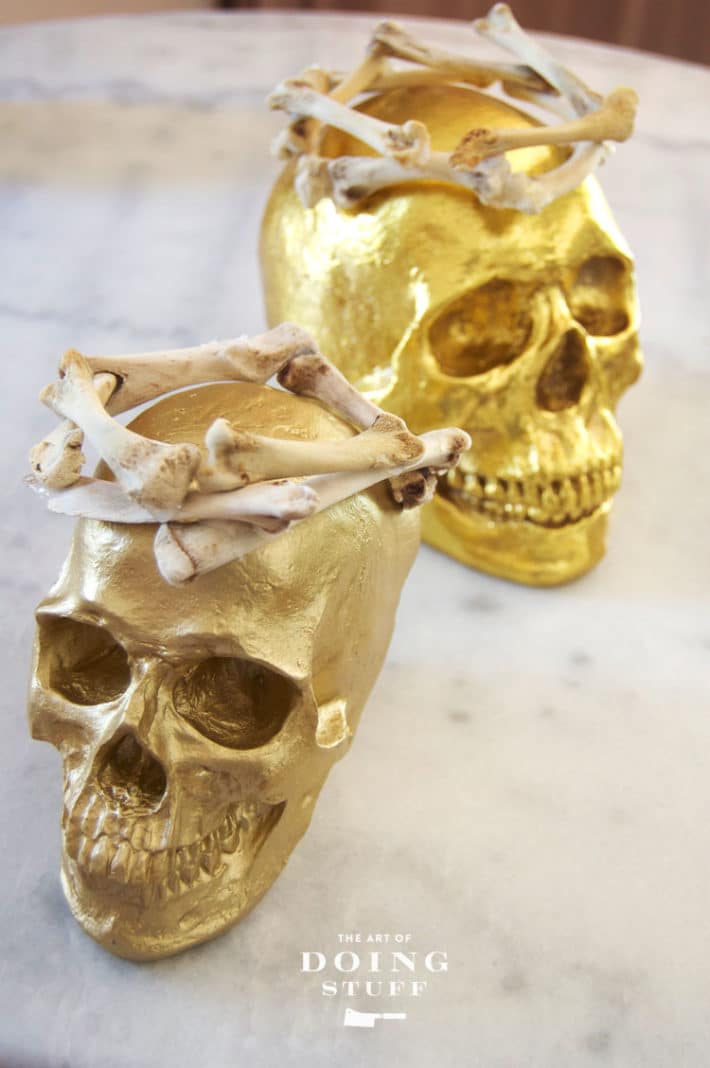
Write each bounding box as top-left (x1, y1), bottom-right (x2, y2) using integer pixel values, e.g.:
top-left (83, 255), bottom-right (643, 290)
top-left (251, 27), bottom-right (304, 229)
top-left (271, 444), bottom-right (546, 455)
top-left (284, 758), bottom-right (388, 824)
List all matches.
top-left (28, 383), bottom-right (419, 959)
top-left (261, 86), bottom-right (642, 585)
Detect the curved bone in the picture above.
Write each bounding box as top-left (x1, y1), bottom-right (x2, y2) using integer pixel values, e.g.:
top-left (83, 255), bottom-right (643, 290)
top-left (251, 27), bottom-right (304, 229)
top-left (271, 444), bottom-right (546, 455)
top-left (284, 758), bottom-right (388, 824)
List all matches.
top-left (271, 3), bottom-right (634, 215)
top-left (40, 350), bottom-right (201, 519)
top-left (269, 80), bottom-right (430, 166)
top-left (473, 3), bottom-right (601, 116)
top-left (298, 144), bottom-right (610, 214)
top-left (155, 427), bottom-right (471, 584)
top-left (84, 322), bottom-right (319, 415)
top-left (197, 412), bottom-right (424, 492)
top-left (277, 349), bottom-right (383, 428)
top-left (274, 51), bottom-right (392, 161)
top-left (372, 19), bottom-right (550, 94)
top-left (28, 474), bottom-right (319, 532)
top-left (29, 373), bottom-right (117, 490)
top-left (450, 87), bottom-right (637, 166)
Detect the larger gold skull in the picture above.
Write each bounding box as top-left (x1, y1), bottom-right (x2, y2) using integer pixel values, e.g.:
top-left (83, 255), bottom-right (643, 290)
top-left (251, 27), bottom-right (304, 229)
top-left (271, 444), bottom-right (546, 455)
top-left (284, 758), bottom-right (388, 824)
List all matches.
top-left (261, 86), bottom-right (642, 585)
top-left (28, 383), bottom-right (419, 959)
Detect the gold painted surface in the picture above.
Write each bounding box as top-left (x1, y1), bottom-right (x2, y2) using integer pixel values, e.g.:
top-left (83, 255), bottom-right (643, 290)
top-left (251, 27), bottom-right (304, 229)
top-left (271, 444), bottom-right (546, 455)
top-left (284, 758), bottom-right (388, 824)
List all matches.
top-left (28, 383), bottom-right (419, 959)
top-left (260, 86), bottom-right (642, 585)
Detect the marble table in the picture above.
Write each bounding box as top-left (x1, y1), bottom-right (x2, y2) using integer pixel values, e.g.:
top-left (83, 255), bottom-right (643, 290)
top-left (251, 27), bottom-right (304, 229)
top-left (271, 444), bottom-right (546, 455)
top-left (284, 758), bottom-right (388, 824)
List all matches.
top-left (1, 11), bottom-right (708, 1067)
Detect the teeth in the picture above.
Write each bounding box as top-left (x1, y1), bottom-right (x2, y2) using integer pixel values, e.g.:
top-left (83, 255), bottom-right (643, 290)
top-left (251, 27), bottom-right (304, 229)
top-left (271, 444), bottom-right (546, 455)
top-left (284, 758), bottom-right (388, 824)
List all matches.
top-left (440, 460), bottom-right (621, 527)
top-left (77, 835), bottom-right (94, 870)
top-left (219, 811), bottom-right (241, 854)
top-left (110, 841), bottom-right (133, 883)
top-left (151, 849), bottom-right (170, 883)
top-left (87, 836), bottom-right (112, 877)
top-left (64, 801), bottom-right (275, 900)
top-left (199, 832), bottom-right (221, 875)
top-left (176, 847), bottom-right (199, 887)
top-left (132, 849), bottom-right (152, 885)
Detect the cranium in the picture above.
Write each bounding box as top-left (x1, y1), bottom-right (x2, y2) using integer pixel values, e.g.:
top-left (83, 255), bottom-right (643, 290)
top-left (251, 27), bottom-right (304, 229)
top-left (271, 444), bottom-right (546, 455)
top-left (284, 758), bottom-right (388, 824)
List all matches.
top-left (28, 383), bottom-right (419, 959)
top-left (261, 84), bottom-right (642, 584)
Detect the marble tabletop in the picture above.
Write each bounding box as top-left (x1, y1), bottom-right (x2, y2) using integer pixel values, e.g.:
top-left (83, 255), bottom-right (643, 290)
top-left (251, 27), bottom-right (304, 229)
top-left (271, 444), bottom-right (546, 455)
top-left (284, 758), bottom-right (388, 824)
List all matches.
top-left (0, 11), bottom-right (708, 1068)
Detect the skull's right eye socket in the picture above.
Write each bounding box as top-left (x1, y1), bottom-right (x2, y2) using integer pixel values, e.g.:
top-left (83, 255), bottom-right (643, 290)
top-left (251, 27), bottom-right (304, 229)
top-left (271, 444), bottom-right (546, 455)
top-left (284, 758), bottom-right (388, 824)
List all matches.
top-left (173, 657), bottom-right (298, 750)
top-left (567, 255), bottom-right (631, 336)
top-left (428, 279), bottom-right (533, 377)
top-left (38, 617), bottom-right (130, 705)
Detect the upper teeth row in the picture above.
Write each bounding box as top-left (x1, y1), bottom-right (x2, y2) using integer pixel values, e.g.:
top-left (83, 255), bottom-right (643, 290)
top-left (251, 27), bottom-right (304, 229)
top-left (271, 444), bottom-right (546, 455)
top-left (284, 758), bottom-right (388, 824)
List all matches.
top-left (444, 463), bottom-right (621, 525)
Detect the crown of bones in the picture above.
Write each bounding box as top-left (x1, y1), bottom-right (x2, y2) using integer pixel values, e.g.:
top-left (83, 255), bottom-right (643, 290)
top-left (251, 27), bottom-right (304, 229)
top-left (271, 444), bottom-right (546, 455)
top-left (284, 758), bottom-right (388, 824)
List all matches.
top-left (27, 323), bottom-right (470, 586)
top-left (268, 2), bottom-right (638, 214)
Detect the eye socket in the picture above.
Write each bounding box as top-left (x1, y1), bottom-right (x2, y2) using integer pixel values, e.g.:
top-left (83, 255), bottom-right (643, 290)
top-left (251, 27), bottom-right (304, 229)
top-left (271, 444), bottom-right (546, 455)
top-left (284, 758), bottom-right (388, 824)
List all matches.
top-left (567, 255), bottom-right (631, 336)
top-left (39, 617), bottom-right (130, 706)
top-left (173, 657), bottom-right (298, 750)
top-left (428, 279), bottom-right (533, 377)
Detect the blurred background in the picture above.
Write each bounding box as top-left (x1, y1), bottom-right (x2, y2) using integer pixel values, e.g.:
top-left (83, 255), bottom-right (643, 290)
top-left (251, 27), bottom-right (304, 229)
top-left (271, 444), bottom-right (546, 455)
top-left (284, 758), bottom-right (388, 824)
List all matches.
top-left (1, 0), bottom-right (707, 66)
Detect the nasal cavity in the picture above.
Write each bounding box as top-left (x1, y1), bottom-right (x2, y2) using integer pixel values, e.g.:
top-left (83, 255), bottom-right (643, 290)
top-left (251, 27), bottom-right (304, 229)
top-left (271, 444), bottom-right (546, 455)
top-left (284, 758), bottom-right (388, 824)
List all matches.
top-left (536, 330), bottom-right (589, 412)
top-left (97, 732), bottom-right (166, 815)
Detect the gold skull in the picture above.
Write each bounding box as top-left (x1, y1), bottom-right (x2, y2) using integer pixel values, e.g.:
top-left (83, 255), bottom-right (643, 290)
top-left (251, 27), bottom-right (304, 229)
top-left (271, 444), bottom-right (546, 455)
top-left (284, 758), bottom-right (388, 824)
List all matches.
top-left (28, 383), bottom-right (419, 959)
top-left (261, 85), bottom-right (642, 585)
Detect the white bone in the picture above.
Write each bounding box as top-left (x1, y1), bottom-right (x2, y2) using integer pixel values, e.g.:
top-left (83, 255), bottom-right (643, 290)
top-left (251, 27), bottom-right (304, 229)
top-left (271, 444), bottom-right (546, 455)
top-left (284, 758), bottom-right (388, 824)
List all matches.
top-left (29, 423), bottom-right (84, 490)
top-left (295, 152), bottom-right (455, 209)
top-left (299, 143), bottom-right (610, 214)
top-left (272, 3), bottom-right (636, 215)
top-left (272, 66), bottom-right (335, 158)
top-left (450, 87), bottom-right (637, 164)
top-left (84, 322), bottom-right (319, 415)
top-left (154, 427), bottom-right (471, 584)
top-left (27, 474), bottom-right (320, 532)
top-left (269, 80), bottom-right (430, 166)
top-left (473, 3), bottom-right (600, 116)
top-left (330, 46), bottom-right (389, 104)
top-left (276, 349), bottom-right (383, 428)
top-left (82, 324), bottom-right (384, 441)
top-left (40, 350), bottom-right (201, 519)
top-left (372, 19), bottom-right (550, 94)
top-left (29, 374), bottom-right (116, 489)
top-left (197, 412), bottom-right (424, 492)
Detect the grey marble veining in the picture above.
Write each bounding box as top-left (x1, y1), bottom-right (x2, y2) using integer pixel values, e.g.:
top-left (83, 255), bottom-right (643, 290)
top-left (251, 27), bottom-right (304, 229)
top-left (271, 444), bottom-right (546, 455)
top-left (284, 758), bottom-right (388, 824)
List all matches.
top-left (0, 12), bottom-right (708, 1068)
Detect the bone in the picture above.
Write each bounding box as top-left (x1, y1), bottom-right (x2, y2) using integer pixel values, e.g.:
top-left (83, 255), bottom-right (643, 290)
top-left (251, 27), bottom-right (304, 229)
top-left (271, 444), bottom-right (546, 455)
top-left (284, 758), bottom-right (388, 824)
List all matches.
top-left (473, 3), bottom-right (601, 116)
top-left (277, 349), bottom-right (383, 428)
top-left (271, 66), bottom-right (334, 159)
top-left (296, 153), bottom-right (468, 210)
top-left (29, 374), bottom-right (116, 489)
top-left (154, 427), bottom-right (471, 584)
top-left (269, 80), bottom-right (430, 166)
top-left (302, 141), bottom-right (609, 214)
top-left (450, 87), bottom-right (637, 166)
top-left (388, 468), bottom-right (439, 508)
top-left (27, 474), bottom-right (319, 531)
top-left (372, 19), bottom-right (550, 94)
top-left (197, 412), bottom-right (424, 492)
top-left (40, 349), bottom-right (201, 519)
top-left (329, 44), bottom-right (389, 104)
top-left (84, 322), bottom-right (319, 415)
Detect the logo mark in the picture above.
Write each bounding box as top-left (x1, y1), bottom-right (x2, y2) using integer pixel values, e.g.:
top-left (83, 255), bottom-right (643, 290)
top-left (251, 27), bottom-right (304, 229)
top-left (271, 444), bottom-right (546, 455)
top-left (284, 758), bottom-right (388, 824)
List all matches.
top-left (343, 1008), bottom-right (407, 1029)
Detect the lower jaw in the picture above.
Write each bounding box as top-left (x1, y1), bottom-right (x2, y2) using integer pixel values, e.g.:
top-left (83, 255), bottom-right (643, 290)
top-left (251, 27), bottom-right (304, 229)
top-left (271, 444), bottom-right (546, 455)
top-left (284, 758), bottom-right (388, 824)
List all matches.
top-left (60, 852), bottom-right (264, 961)
top-left (59, 806), bottom-right (287, 961)
top-left (421, 493), bottom-right (612, 586)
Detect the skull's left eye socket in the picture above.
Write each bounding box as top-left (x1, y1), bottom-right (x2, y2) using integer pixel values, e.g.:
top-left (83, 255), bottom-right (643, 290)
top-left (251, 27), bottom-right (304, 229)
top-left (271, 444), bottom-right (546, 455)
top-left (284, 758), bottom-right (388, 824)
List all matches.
top-left (173, 657), bottom-right (298, 750)
top-left (38, 617), bottom-right (131, 705)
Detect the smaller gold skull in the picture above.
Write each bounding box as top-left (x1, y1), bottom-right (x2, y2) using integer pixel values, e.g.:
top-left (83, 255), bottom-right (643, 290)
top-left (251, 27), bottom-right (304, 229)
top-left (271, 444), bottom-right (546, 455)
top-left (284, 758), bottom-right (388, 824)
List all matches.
top-left (28, 384), bottom-right (419, 959)
top-left (261, 85), bottom-right (643, 585)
